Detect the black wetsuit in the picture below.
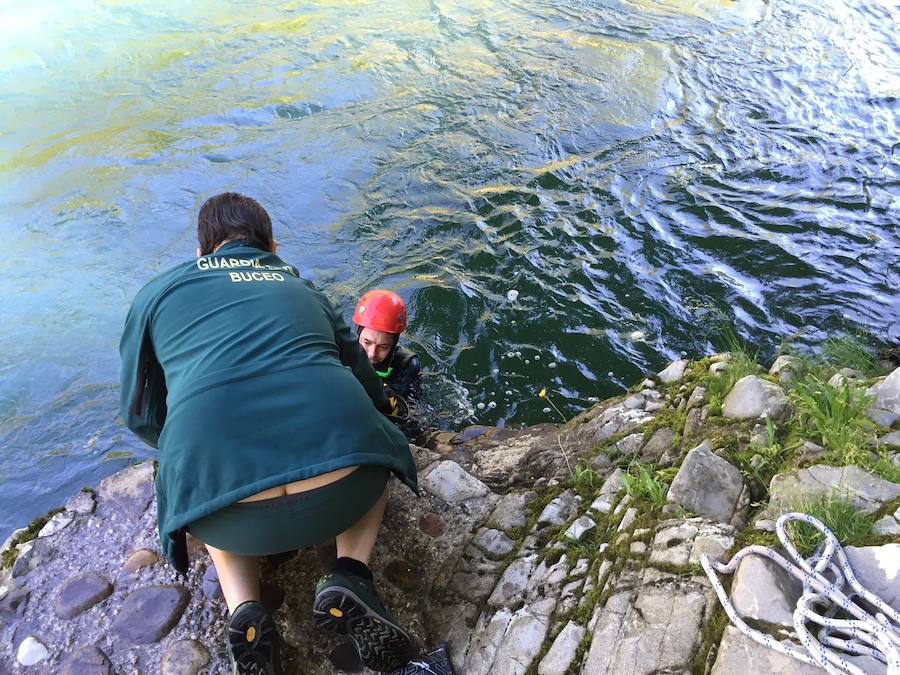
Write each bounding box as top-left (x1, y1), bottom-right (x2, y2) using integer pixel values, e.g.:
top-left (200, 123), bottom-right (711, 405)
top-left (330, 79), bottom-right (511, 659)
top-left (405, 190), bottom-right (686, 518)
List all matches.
top-left (375, 344), bottom-right (421, 401)
top-left (374, 345), bottom-right (422, 439)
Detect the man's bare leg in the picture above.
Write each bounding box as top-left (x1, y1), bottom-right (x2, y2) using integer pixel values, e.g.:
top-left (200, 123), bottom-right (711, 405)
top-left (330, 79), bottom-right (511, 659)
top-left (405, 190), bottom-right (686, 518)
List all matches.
top-left (335, 488), bottom-right (387, 564)
top-left (205, 544), bottom-right (261, 614)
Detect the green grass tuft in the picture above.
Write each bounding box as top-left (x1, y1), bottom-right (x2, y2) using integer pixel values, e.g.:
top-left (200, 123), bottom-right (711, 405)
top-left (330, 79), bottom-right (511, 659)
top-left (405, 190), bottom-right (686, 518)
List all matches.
top-left (790, 375), bottom-right (875, 462)
top-left (821, 334), bottom-right (882, 377)
top-left (785, 495), bottom-right (874, 556)
top-left (620, 462), bottom-right (670, 506)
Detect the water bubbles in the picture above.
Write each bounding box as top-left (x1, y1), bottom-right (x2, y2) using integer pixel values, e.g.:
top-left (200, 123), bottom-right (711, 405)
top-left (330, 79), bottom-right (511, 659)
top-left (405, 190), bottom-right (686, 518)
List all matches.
top-left (492, 368), bottom-right (499, 374)
top-left (525, 359), bottom-right (530, 364)
top-left (630, 331), bottom-right (645, 340)
top-left (506, 289), bottom-right (520, 302)
top-left (542, 407), bottom-right (552, 414)
top-left (607, 372), bottom-right (614, 377)
top-left (534, 355), bottom-right (541, 360)
top-left (506, 351), bottom-right (515, 358)
top-left (548, 362), bottom-right (557, 368)
top-left (476, 402), bottom-right (485, 410)
top-left (588, 396), bottom-right (599, 402)
top-left (505, 390), bottom-right (513, 395)
top-left (487, 401), bottom-right (497, 409)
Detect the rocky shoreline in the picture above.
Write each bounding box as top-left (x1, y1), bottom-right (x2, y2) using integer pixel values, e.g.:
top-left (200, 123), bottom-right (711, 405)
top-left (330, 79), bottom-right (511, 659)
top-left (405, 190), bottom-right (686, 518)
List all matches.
top-left (2, 351), bottom-right (899, 674)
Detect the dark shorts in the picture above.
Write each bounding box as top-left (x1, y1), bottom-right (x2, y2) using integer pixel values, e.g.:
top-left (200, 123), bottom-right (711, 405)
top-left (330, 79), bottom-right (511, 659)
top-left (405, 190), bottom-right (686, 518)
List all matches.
top-left (188, 465), bottom-right (391, 556)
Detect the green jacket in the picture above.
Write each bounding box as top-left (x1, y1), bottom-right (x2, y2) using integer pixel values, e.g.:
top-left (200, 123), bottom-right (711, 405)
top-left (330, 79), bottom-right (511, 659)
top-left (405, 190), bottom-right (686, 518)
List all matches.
top-left (120, 242), bottom-right (418, 573)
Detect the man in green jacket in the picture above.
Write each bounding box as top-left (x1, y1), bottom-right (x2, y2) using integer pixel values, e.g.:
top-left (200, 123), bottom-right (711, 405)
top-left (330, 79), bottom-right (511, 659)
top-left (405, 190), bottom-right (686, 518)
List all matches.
top-left (120, 193), bottom-right (420, 675)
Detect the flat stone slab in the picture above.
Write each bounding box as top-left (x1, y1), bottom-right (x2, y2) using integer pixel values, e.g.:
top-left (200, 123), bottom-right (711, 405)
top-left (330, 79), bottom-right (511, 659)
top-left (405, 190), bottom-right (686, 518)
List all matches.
top-left (711, 626), bottom-right (824, 675)
top-left (722, 376), bottom-right (792, 422)
top-left (845, 544), bottom-right (900, 612)
top-left (61, 645), bottom-right (111, 675)
top-left (97, 461), bottom-right (156, 520)
top-left (583, 577), bottom-right (710, 674)
top-left (112, 585), bottom-right (190, 644)
top-left (641, 427), bottom-right (676, 462)
top-left (667, 441), bottom-right (746, 524)
top-left (538, 620), bottom-right (585, 675)
top-left (765, 464), bottom-right (900, 518)
top-left (730, 555), bottom-right (802, 627)
top-left (489, 601), bottom-right (554, 675)
top-left (65, 490), bottom-right (96, 515)
top-left (564, 516), bottom-right (596, 541)
top-left (421, 461), bottom-right (491, 502)
top-left (472, 528), bottom-right (516, 558)
top-left (123, 548), bottom-right (159, 574)
top-left (487, 492), bottom-right (531, 531)
top-left (54, 571), bottom-right (113, 619)
top-left (537, 490), bottom-right (577, 526)
top-left (39, 511), bottom-right (74, 538)
top-left (488, 556), bottom-right (536, 608)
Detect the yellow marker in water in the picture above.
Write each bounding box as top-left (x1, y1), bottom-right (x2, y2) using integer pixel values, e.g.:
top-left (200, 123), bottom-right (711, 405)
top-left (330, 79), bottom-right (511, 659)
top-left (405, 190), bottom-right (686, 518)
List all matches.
top-left (330, 608), bottom-right (344, 618)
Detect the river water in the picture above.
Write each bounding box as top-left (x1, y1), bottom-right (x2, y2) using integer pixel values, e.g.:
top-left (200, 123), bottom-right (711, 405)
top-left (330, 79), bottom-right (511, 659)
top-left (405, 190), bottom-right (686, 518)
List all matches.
top-left (1, 0), bottom-right (898, 539)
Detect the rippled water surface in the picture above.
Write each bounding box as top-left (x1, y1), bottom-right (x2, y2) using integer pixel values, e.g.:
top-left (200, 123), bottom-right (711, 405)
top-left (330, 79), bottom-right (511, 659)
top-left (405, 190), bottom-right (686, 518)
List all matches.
top-left (1, 0), bottom-right (898, 538)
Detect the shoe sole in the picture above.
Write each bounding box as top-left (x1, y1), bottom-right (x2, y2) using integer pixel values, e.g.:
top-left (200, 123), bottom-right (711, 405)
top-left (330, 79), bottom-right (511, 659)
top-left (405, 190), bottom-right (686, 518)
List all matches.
top-left (313, 586), bottom-right (415, 672)
top-left (228, 608), bottom-right (282, 675)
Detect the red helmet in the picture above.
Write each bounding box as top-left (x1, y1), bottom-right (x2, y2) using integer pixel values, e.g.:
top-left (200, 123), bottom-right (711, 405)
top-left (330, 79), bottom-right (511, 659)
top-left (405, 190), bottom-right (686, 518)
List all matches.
top-left (353, 289), bottom-right (408, 334)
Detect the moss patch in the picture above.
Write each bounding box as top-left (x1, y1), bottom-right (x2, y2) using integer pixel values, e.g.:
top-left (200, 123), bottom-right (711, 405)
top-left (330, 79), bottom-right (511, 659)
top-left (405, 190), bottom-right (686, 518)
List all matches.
top-left (1, 507), bottom-right (65, 568)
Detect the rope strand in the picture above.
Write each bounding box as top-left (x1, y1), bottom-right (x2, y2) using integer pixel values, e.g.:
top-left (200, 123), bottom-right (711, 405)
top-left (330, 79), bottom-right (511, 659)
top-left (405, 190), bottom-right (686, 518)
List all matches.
top-left (701, 512), bottom-right (900, 675)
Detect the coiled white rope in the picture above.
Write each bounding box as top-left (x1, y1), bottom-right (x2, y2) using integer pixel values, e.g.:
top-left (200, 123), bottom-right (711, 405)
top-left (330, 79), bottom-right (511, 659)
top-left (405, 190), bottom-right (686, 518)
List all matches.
top-left (701, 512), bottom-right (900, 674)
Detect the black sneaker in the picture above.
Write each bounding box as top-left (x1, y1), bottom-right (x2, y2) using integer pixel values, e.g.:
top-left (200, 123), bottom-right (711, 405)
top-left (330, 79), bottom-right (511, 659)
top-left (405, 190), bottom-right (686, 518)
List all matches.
top-left (313, 570), bottom-right (416, 672)
top-left (228, 600), bottom-right (283, 675)
top-left (388, 642), bottom-right (456, 675)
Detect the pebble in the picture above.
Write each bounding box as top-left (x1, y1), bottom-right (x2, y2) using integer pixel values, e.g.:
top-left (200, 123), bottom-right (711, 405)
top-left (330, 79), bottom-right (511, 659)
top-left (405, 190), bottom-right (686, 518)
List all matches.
top-left (17, 636), bottom-right (49, 666)
top-left (113, 585), bottom-right (190, 644)
top-left (60, 645), bottom-right (111, 674)
top-left (54, 571), bottom-right (113, 619)
top-left (418, 512), bottom-right (446, 538)
top-left (161, 639), bottom-right (209, 675)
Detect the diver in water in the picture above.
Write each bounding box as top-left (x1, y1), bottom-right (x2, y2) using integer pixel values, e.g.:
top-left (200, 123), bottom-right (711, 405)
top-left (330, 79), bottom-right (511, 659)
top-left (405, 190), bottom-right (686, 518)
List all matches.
top-left (354, 290), bottom-right (423, 439)
top-left (354, 289), bottom-right (421, 400)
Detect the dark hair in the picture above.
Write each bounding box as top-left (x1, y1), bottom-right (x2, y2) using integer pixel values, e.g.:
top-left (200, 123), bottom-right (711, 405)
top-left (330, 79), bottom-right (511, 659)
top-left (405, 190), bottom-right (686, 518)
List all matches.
top-left (197, 193), bottom-right (274, 255)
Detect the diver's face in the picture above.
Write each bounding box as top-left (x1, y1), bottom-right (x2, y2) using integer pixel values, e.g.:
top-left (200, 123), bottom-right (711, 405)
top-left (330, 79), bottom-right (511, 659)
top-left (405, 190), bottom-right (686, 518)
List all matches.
top-left (359, 328), bottom-right (395, 365)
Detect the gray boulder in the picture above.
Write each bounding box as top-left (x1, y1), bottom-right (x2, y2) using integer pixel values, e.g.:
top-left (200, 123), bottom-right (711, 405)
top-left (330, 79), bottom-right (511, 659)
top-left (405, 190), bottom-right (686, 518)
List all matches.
top-left (769, 355), bottom-right (800, 379)
top-left (667, 441), bottom-right (747, 526)
top-left (422, 461), bottom-right (491, 502)
top-left (730, 556), bottom-right (802, 627)
top-left (867, 366), bottom-right (900, 427)
top-left (764, 464), bottom-right (900, 519)
top-left (658, 359), bottom-right (688, 384)
top-left (722, 376), bottom-right (792, 423)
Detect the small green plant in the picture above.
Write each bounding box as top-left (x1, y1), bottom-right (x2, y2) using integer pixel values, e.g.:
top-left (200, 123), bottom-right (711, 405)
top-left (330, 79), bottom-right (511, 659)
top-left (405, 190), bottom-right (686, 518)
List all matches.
top-left (733, 417), bottom-right (788, 498)
top-left (790, 375), bottom-right (875, 462)
top-left (786, 495), bottom-right (874, 556)
top-left (620, 462), bottom-right (669, 506)
top-left (706, 324), bottom-right (759, 412)
top-left (821, 334), bottom-right (881, 377)
top-left (866, 449), bottom-right (900, 484)
top-left (573, 464), bottom-right (600, 493)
